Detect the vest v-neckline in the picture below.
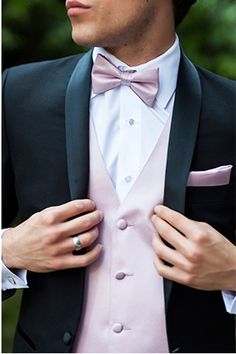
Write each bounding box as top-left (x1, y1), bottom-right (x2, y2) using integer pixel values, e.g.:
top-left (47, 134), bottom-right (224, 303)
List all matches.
top-left (89, 117), bottom-right (172, 208)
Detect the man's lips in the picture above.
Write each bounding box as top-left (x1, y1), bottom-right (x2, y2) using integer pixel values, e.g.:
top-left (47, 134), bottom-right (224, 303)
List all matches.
top-left (66, 1), bottom-right (91, 16)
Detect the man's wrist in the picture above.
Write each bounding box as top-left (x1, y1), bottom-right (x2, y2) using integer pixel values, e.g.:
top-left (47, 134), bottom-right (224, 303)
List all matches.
top-left (1, 228), bottom-right (16, 269)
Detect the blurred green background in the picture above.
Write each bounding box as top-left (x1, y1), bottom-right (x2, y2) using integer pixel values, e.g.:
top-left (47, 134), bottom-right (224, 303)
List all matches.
top-left (2, 0), bottom-right (236, 352)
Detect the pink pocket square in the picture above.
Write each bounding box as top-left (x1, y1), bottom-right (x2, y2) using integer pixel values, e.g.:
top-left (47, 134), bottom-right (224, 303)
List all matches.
top-left (187, 165), bottom-right (233, 187)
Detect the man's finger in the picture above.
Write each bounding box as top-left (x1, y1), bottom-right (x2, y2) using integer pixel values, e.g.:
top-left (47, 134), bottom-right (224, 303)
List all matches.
top-left (41, 199), bottom-right (96, 224)
top-left (58, 210), bottom-right (103, 238)
top-left (151, 215), bottom-right (190, 255)
top-left (58, 227), bottom-right (100, 254)
top-left (154, 255), bottom-right (190, 285)
top-left (63, 243), bottom-right (103, 269)
top-left (154, 205), bottom-right (197, 239)
top-left (152, 233), bottom-right (191, 271)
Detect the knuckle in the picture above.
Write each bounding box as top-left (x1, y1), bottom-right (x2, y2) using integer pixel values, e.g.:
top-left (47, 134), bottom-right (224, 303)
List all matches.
top-left (185, 261), bottom-right (198, 274)
top-left (193, 223), bottom-right (210, 244)
top-left (186, 247), bottom-right (200, 263)
top-left (93, 226), bottom-right (99, 237)
top-left (44, 227), bottom-right (61, 244)
top-left (182, 273), bottom-right (194, 285)
top-left (80, 234), bottom-right (90, 247)
top-left (40, 210), bottom-right (56, 226)
top-left (82, 228), bottom-right (98, 247)
top-left (155, 246), bottom-right (162, 257)
top-left (30, 211), bottom-right (40, 221)
top-left (82, 217), bottom-right (93, 229)
top-left (195, 231), bottom-right (208, 244)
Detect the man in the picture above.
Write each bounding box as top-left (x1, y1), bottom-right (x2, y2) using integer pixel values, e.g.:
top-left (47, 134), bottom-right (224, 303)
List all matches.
top-left (2, 0), bottom-right (236, 352)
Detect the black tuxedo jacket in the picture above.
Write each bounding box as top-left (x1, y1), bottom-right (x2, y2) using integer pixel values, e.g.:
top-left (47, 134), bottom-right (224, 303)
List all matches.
top-left (2, 50), bottom-right (235, 353)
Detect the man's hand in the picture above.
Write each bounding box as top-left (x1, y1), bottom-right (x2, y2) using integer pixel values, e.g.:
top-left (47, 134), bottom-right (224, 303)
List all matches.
top-left (2, 199), bottom-right (104, 273)
top-left (151, 205), bottom-right (236, 291)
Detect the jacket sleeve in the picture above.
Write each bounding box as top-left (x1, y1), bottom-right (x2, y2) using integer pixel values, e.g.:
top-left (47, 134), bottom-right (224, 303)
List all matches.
top-left (2, 69), bottom-right (19, 228)
top-left (2, 69), bottom-right (19, 301)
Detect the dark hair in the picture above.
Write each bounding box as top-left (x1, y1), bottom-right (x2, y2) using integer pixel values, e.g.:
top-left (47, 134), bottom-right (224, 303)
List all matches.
top-left (173, 0), bottom-right (197, 26)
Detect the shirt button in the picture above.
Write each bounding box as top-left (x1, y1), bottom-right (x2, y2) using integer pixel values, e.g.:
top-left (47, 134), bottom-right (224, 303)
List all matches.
top-left (112, 323), bottom-right (124, 333)
top-left (124, 176), bottom-right (132, 183)
top-left (63, 331), bottom-right (73, 345)
top-left (128, 118), bottom-right (135, 126)
top-left (117, 219), bottom-right (128, 230)
top-left (8, 277), bottom-right (16, 285)
top-left (115, 272), bottom-right (126, 280)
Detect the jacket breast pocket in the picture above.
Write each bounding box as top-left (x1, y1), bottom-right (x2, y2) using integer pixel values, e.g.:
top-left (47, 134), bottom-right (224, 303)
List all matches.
top-left (185, 183), bottom-right (235, 238)
top-left (185, 184), bottom-right (232, 206)
top-left (185, 165), bottom-right (234, 226)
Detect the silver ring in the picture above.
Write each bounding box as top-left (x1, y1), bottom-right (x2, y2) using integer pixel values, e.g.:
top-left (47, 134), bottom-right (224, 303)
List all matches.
top-left (72, 235), bottom-right (82, 251)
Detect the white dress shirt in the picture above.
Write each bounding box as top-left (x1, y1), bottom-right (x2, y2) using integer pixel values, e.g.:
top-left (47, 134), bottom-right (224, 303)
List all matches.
top-left (91, 38), bottom-right (179, 201)
top-left (2, 35), bottom-right (236, 315)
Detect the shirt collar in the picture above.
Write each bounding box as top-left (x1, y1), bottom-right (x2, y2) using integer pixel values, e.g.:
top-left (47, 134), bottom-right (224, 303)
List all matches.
top-left (92, 34), bottom-right (180, 109)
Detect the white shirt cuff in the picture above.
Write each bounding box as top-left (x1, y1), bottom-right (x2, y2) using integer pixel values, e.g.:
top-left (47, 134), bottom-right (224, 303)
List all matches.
top-left (2, 261), bottom-right (28, 291)
top-left (1, 228), bottom-right (28, 291)
top-left (222, 291), bottom-right (236, 315)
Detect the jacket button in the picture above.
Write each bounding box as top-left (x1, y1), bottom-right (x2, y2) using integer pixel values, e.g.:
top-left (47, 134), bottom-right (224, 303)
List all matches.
top-left (63, 331), bottom-right (73, 345)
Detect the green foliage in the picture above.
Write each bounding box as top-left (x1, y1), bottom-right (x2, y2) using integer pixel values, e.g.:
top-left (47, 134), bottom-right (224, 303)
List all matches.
top-left (2, 0), bottom-right (84, 68)
top-left (177, 0), bottom-right (236, 79)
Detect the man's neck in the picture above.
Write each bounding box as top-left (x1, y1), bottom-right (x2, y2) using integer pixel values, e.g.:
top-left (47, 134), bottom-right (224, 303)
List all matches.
top-left (105, 33), bottom-right (176, 66)
top-left (104, 2), bottom-right (176, 67)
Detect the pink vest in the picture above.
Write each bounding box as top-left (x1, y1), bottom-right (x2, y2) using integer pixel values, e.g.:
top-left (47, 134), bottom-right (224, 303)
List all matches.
top-left (74, 118), bottom-right (171, 352)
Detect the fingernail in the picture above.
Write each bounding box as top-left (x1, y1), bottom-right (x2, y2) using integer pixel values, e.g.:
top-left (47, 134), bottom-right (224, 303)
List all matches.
top-left (90, 200), bottom-right (96, 207)
top-left (98, 243), bottom-right (103, 251)
top-left (98, 210), bottom-right (104, 220)
top-left (151, 215), bottom-right (156, 222)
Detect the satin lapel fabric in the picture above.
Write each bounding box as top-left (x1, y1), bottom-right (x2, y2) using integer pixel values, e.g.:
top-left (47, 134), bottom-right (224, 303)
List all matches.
top-left (163, 52), bottom-right (202, 311)
top-left (65, 49), bottom-right (93, 200)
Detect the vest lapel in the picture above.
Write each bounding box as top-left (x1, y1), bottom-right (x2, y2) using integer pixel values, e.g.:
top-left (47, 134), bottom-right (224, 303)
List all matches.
top-left (65, 50), bottom-right (93, 200)
top-left (163, 53), bottom-right (202, 310)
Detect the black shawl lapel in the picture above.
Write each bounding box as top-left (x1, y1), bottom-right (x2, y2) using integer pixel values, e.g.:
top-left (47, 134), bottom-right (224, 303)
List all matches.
top-left (163, 53), bottom-right (202, 310)
top-left (65, 49), bottom-right (93, 200)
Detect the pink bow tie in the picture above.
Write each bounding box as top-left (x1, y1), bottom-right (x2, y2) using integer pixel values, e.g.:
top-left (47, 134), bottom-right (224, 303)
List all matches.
top-left (92, 54), bottom-right (159, 107)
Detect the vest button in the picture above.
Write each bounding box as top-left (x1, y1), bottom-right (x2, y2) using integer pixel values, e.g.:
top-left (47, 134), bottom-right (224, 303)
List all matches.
top-left (112, 323), bottom-right (124, 333)
top-left (63, 331), bottom-right (73, 345)
top-left (115, 271), bottom-right (126, 280)
top-left (117, 219), bottom-right (128, 230)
